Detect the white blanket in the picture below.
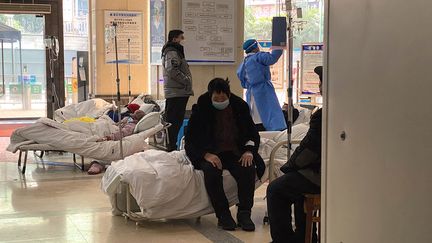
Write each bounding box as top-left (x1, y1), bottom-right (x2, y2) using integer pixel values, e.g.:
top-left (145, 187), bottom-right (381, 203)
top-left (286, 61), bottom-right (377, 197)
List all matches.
top-left (54, 98), bottom-right (114, 122)
top-left (7, 118), bottom-right (164, 161)
top-left (101, 124), bottom-right (309, 219)
top-left (62, 116), bottom-right (119, 138)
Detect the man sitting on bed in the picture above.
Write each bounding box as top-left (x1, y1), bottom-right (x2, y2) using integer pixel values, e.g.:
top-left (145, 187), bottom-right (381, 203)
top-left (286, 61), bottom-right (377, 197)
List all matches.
top-left (97, 110), bottom-right (146, 142)
top-left (185, 78), bottom-right (265, 232)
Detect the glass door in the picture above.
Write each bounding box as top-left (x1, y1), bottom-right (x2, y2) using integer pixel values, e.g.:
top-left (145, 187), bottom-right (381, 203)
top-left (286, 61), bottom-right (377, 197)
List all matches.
top-left (0, 14), bottom-right (46, 118)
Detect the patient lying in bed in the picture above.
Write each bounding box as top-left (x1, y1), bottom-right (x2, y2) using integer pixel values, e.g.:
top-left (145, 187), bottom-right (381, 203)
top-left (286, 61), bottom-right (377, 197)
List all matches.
top-left (97, 110), bottom-right (146, 142)
top-left (89, 110), bottom-right (146, 175)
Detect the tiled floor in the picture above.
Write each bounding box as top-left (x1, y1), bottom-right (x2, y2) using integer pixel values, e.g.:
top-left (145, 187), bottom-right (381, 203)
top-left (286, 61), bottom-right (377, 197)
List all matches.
top-left (0, 139), bottom-right (272, 243)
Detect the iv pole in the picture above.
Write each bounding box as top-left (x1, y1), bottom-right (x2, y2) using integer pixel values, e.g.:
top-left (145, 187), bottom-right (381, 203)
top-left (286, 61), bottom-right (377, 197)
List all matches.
top-left (112, 22), bottom-right (124, 159)
top-left (127, 38), bottom-right (132, 103)
top-left (286, 0), bottom-right (294, 161)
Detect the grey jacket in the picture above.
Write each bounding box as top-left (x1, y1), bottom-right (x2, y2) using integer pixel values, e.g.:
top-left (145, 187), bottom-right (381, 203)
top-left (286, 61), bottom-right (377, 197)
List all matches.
top-left (162, 47), bottom-right (193, 98)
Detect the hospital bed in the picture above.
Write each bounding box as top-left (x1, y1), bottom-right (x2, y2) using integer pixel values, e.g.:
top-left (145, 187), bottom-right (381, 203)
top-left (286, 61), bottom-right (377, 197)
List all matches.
top-left (54, 95), bottom-right (162, 122)
top-left (8, 112), bottom-right (165, 174)
top-left (16, 144), bottom-right (85, 174)
top-left (100, 124), bottom-right (310, 224)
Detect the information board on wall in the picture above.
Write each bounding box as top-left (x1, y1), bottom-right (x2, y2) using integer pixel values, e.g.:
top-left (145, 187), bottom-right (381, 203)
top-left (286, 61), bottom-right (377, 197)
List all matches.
top-left (181, 0), bottom-right (236, 65)
top-left (150, 0), bottom-right (165, 65)
top-left (301, 43), bottom-right (323, 95)
top-left (104, 11), bottom-right (143, 64)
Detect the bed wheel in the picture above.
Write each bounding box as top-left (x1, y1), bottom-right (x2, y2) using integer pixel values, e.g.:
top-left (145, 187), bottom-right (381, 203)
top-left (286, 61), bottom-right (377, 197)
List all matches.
top-left (263, 216), bottom-right (269, 225)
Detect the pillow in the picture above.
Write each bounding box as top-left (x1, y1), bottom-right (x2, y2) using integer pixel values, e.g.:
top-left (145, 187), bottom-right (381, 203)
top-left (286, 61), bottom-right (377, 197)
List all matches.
top-left (139, 103), bottom-right (156, 114)
top-left (293, 105), bottom-right (312, 125)
top-left (133, 112), bottom-right (161, 133)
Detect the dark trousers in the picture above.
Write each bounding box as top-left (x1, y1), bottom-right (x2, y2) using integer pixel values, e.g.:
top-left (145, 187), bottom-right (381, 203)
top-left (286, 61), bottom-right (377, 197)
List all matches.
top-left (267, 171), bottom-right (320, 243)
top-left (200, 152), bottom-right (256, 219)
top-left (165, 97), bottom-right (189, 151)
top-left (255, 123), bottom-right (266, 132)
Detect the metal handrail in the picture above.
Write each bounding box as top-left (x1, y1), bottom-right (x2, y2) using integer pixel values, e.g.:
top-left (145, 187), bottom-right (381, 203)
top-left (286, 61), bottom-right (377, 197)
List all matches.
top-left (268, 139), bottom-right (302, 182)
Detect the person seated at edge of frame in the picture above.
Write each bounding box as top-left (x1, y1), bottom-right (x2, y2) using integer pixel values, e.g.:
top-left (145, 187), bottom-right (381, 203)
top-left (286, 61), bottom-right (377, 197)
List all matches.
top-left (184, 78), bottom-right (265, 232)
top-left (266, 66), bottom-right (323, 243)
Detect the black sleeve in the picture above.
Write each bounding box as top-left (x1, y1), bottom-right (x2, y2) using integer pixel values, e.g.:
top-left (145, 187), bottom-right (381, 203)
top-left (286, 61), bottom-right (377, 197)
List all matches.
top-left (302, 109), bottom-right (322, 154)
top-left (293, 108), bottom-right (300, 123)
top-left (184, 103), bottom-right (207, 161)
top-left (282, 109), bottom-right (322, 173)
top-left (239, 100), bottom-right (261, 154)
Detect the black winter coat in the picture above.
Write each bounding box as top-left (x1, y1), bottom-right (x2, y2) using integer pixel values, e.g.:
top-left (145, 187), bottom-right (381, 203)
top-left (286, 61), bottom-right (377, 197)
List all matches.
top-left (185, 93), bottom-right (266, 179)
top-left (281, 108), bottom-right (322, 185)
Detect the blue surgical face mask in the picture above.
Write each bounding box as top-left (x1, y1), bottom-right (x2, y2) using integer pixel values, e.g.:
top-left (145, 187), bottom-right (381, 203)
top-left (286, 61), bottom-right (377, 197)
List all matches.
top-left (212, 99), bottom-right (230, 110)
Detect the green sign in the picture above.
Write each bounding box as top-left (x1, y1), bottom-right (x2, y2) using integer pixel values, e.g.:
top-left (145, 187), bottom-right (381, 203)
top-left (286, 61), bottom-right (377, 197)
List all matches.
top-left (67, 84), bottom-right (73, 93)
top-left (9, 84), bottom-right (22, 94)
top-left (30, 84), bottom-right (42, 94)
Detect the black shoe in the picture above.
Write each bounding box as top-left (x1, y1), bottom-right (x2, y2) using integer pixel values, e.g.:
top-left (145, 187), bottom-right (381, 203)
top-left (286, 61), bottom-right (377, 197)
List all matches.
top-left (217, 214), bottom-right (237, 231)
top-left (237, 210), bottom-right (255, 232)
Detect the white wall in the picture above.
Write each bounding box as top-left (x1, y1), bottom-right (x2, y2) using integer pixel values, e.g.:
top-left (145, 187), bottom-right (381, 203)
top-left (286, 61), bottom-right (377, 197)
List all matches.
top-left (323, 0), bottom-right (432, 242)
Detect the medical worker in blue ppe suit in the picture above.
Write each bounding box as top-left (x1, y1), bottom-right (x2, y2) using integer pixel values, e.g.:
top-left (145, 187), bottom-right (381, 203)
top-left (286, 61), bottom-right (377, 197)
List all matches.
top-left (237, 39), bottom-right (287, 131)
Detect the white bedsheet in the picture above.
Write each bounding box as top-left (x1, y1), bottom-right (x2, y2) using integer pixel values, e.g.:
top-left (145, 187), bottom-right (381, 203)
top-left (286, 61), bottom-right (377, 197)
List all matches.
top-left (7, 118), bottom-right (164, 161)
top-left (101, 124), bottom-right (310, 220)
top-left (54, 98), bottom-right (114, 122)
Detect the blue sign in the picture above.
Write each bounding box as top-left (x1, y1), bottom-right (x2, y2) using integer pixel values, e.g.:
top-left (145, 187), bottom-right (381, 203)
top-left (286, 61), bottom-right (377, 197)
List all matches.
top-left (18, 75), bottom-right (37, 84)
top-left (302, 44), bottom-right (323, 51)
top-left (258, 41), bottom-right (272, 48)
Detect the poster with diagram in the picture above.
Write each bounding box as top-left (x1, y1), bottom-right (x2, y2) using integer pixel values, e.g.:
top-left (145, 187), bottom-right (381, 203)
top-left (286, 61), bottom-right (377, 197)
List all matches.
top-left (150, 0), bottom-right (165, 64)
top-left (182, 0), bottom-right (236, 64)
top-left (104, 11), bottom-right (143, 64)
top-left (301, 43), bottom-right (323, 95)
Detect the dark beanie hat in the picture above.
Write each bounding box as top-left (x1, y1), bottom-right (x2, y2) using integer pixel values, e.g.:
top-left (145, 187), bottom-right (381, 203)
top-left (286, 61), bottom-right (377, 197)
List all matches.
top-left (314, 66), bottom-right (323, 81)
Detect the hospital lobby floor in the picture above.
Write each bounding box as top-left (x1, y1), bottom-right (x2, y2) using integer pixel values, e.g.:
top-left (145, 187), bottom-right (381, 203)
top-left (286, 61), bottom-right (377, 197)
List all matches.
top-left (0, 137), bottom-right (272, 243)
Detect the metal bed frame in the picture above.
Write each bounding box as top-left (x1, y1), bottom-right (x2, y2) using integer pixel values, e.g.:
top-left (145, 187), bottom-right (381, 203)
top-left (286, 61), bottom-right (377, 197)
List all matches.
top-left (148, 122), bottom-right (172, 151)
top-left (17, 144), bottom-right (85, 174)
top-left (116, 138), bottom-right (301, 225)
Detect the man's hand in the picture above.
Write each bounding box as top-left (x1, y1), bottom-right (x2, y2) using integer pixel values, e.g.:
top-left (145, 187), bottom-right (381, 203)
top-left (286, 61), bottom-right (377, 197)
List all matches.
top-left (204, 153), bottom-right (222, 170)
top-left (239, 151), bottom-right (254, 167)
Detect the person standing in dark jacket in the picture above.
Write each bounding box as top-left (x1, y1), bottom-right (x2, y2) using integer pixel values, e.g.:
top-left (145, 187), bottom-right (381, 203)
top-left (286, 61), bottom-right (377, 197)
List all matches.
top-left (185, 78), bottom-right (265, 232)
top-left (267, 66), bottom-right (323, 243)
top-left (162, 29), bottom-right (193, 151)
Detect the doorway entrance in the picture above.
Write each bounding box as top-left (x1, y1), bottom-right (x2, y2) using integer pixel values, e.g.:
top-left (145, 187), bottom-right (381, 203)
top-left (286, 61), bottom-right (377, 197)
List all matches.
top-left (0, 14), bottom-right (46, 119)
